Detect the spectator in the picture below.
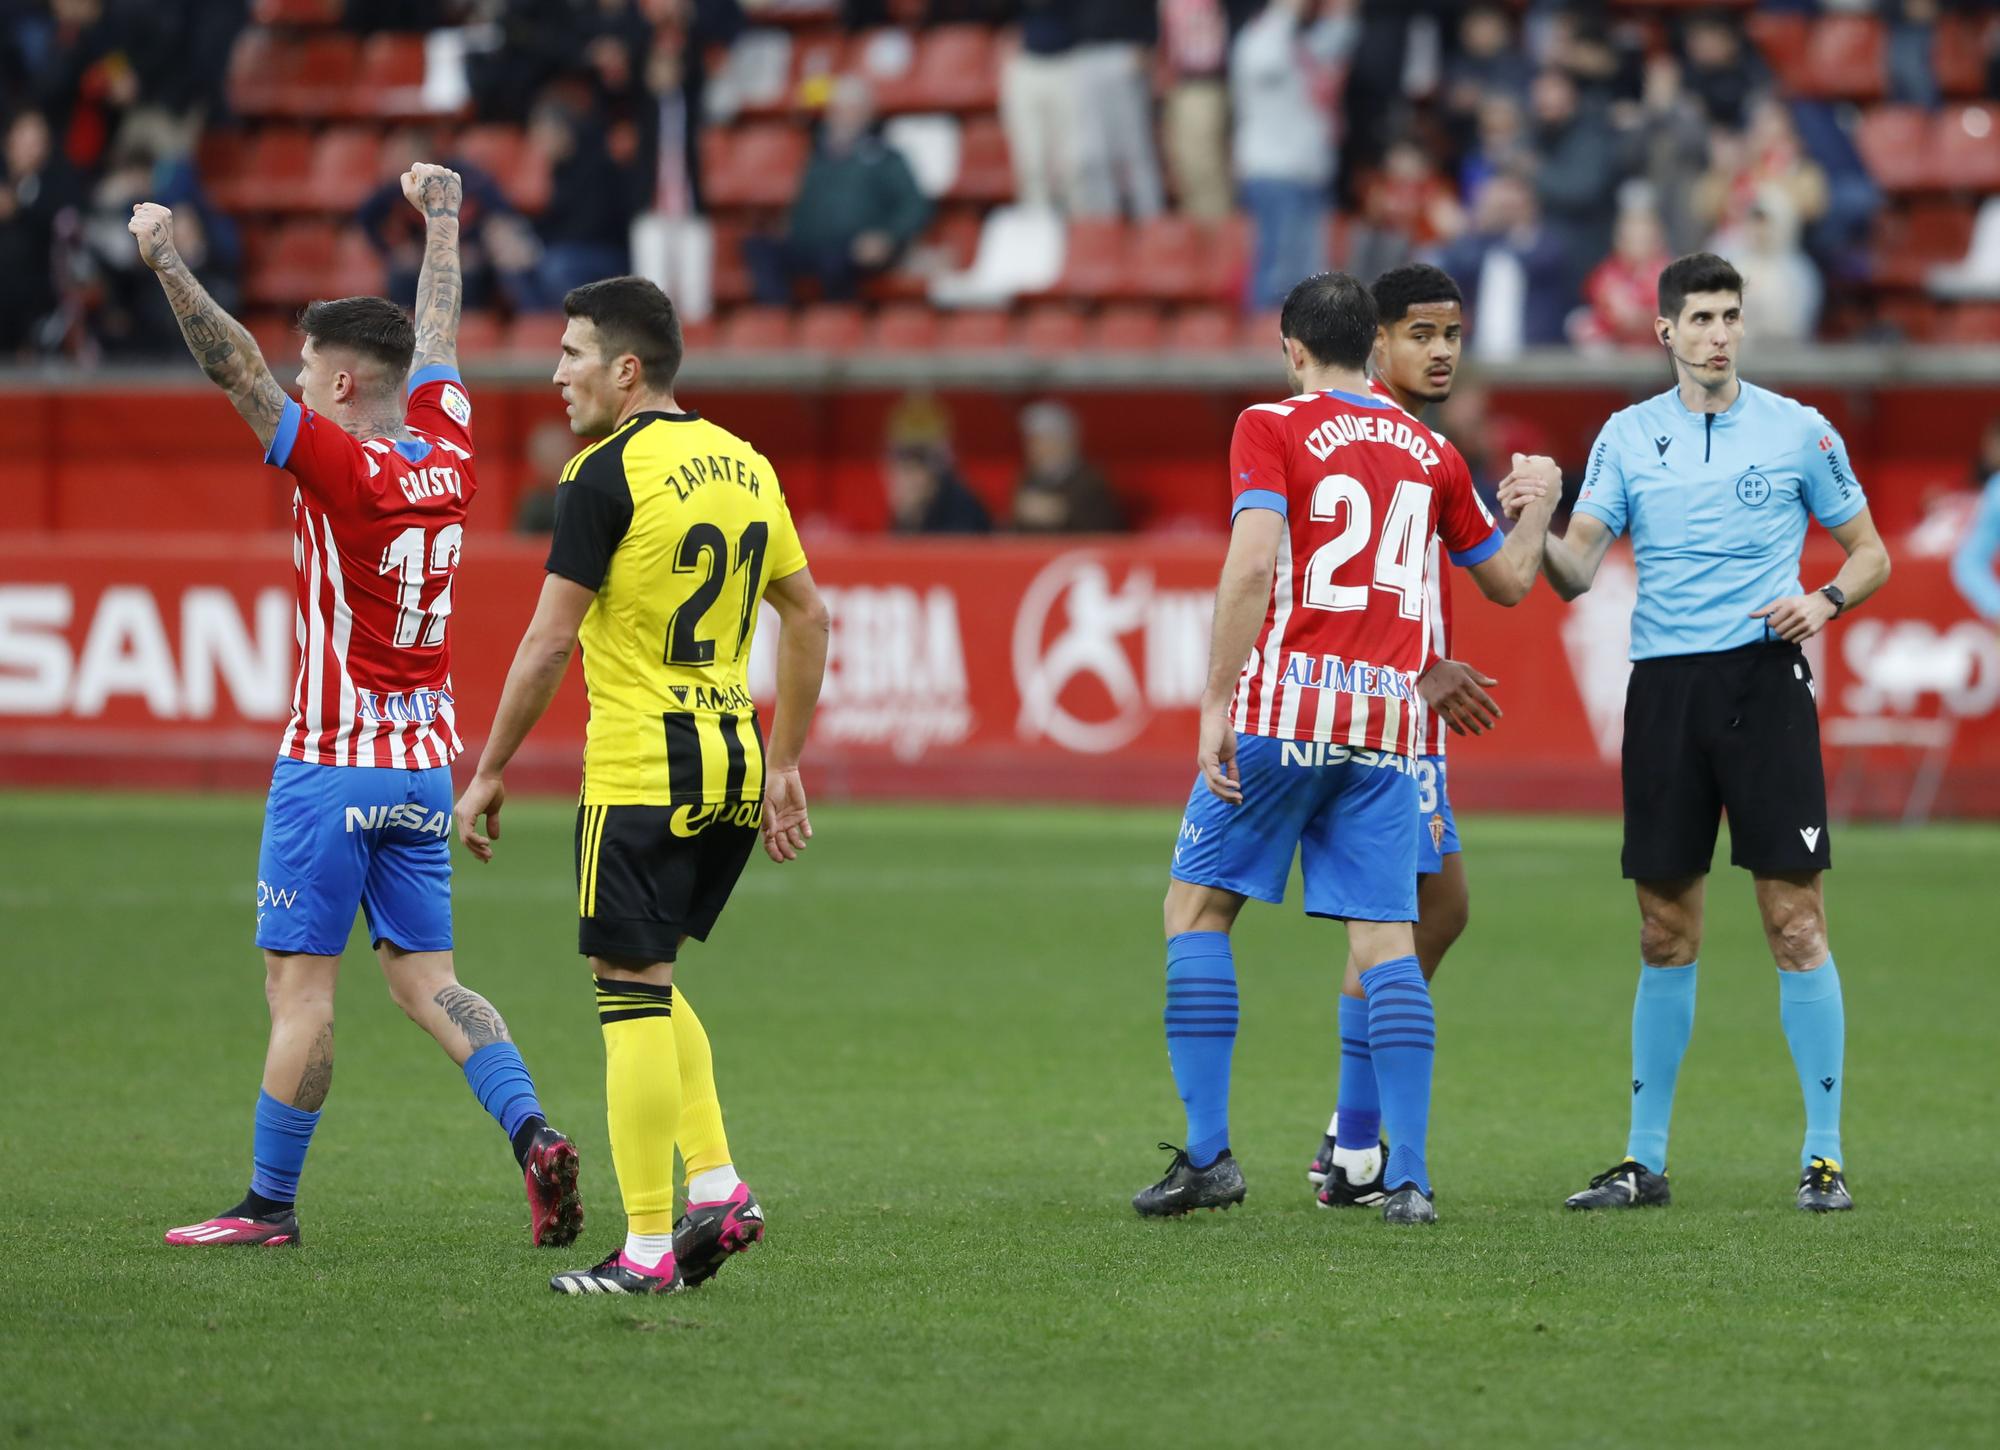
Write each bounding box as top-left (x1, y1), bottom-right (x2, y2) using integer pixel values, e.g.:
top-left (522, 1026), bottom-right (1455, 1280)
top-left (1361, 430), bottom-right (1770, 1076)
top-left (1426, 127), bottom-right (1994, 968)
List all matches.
top-left (1444, 3), bottom-right (1532, 129)
top-left (1012, 401), bottom-right (1126, 533)
top-left (1528, 67), bottom-right (1621, 294)
top-left (1348, 136), bottom-right (1464, 285)
top-left (1432, 170), bottom-right (1573, 356)
top-left (885, 442), bottom-right (990, 535)
top-left (357, 127), bottom-right (538, 313)
top-left (1732, 193), bottom-right (1821, 344)
top-left (1231, 0), bottom-right (1359, 311)
top-left (745, 76), bottom-right (930, 305)
top-left (1694, 101), bottom-right (1828, 254)
top-left (34, 0), bottom-right (137, 174)
top-left (1633, 53), bottom-right (1712, 255)
top-left (512, 420), bottom-right (585, 533)
top-left (1571, 200), bottom-right (1672, 350)
top-left (1679, 10), bottom-right (1765, 129)
top-left (526, 98), bottom-right (639, 298)
top-left (1546, 9), bottom-right (1643, 109)
top-left (631, 34), bottom-right (715, 323)
top-left (1885, 0), bottom-right (1943, 110)
top-left (1458, 91), bottom-right (1531, 209)
top-left (0, 109), bottom-right (82, 355)
top-left (1069, 0), bottom-right (1165, 219)
top-left (1158, 0), bottom-right (1235, 219)
top-left (1001, 0), bottom-right (1078, 211)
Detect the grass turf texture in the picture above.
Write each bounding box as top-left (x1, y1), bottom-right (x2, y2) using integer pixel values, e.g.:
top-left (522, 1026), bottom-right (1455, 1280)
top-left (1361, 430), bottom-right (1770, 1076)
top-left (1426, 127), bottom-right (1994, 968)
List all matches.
top-left (1, 792), bottom-right (1994, 1449)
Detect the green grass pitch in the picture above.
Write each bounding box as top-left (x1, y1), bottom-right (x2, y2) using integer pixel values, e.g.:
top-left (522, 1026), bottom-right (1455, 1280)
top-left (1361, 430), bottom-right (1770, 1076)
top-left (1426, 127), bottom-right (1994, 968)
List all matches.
top-left (2, 791), bottom-right (1995, 1448)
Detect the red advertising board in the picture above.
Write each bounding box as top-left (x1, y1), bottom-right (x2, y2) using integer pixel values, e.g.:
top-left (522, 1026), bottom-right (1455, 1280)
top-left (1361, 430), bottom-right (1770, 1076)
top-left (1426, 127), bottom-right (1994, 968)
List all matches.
top-left (2, 534), bottom-right (1996, 817)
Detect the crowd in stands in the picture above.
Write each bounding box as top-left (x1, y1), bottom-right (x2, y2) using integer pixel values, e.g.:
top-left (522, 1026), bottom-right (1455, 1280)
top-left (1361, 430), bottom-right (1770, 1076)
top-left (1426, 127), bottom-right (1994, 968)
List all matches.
top-left (2, 0), bottom-right (1999, 368)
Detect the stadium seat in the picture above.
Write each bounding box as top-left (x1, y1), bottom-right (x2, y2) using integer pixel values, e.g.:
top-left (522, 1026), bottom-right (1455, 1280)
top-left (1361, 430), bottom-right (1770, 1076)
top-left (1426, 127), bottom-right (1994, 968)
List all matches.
top-left (456, 125), bottom-right (551, 214)
top-left (504, 313), bottom-right (569, 357)
top-left (1123, 218), bottom-right (1208, 302)
top-left (1871, 202), bottom-right (1976, 288)
top-left (949, 115), bottom-right (1015, 204)
top-left (882, 114), bottom-right (961, 199)
top-left (304, 129), bottom-right (382, 213)
top-left (1744, 12), bottom-right (1809, 76)
top-left (1855, 106), bottom-right (1935, 193)
top-left (1935, 16), bottom-right (1995, 98)
top-left (1091, 306), bottom-right (1164, 352)
top-left (701, 124), bottom-right (809, 210)
top-left (1168, 307), bottom-right (1239, 353)
top-left (1018, 305), bottom-right (1086, 354)
top-left (930, 205), bottom-right (1064, 307)
top-left (195, 130), bottom-right (250, 211)
top-left (1938, 303), bottom-right (2000, 344)
top-left (709, 218), bottom-right (755, 304)
top-left (452, 311), bottom-right (506, 359)
top-left (348, 33), bottom-right (431, 120)
top-left (245, 221), bottom-right (338, 307)
top-left (797, 304), bottom-right (866, 352)
top-left (1793, 16), bottom-right (1886, 103)
top-left (914, 26), bottom-right (998, 111)
top-left (866, 304), bottom-right (935, 350)
top-left (226, 28), bottom-right (305, 118)
top-left (1204, 217), bottom-right (1252, 304)
top-left (1054, 218), bottom-right (1130, 300)
top-left (328, 228), bottom-right (386, 300)
top-left (246, 311), bottom-right (303, 366)
top-left (1935, 105), bottom-right (2000, 192)
top-left (234, 129), bottom-right (317, 212)
top-left (1239, 310), bottom-right (1283, 349)
top-left (720, 307), bottom-right (797, 350)
top-left (282, 33), bottom-right (362, 118)
top-left (253, 0), bottom-right (343, 23)
top-left (935, 309), bottom-right (1015, 350)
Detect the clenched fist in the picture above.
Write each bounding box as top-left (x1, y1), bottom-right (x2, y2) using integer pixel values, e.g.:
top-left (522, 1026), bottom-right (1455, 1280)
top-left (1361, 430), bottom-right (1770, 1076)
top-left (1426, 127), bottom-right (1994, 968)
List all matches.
top-left (129, 202), bottom-right (179, 271)
top-left (402, 163), bottom-right (463, 220)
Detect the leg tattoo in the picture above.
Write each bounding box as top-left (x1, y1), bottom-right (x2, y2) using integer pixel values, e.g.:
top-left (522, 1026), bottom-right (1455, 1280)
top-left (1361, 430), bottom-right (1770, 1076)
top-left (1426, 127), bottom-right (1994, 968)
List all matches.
top-left (433, 985), bottom-right (511, 1052)
top-left (293, 1022), bottom-right (334, 1111)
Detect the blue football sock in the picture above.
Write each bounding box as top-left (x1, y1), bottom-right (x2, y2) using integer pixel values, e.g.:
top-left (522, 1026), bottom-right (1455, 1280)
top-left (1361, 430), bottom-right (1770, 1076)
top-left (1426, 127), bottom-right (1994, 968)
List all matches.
top-left (1334, 994), bottom-right (1381, 1150)
top-left (1360, 956), bottom-right (1433, 1195)
top-left (248, 1090), bottom-right (321, 1205)
top-left (1779, 958), bottom-right (1844, 1169)
top-left (463, 1042), bottom-right (546, 1148)
top-left (1626, 962), bottom-right (1698, 1176)
top-left (1164, 931), bottom-right (1238, 1169)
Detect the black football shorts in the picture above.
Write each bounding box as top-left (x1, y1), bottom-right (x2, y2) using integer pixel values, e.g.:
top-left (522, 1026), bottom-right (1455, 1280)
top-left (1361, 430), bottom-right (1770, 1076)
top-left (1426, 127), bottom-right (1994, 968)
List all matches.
top-left (1620, 641), bottom-right (1831, 881)
top-left (574, 800), bottom-right (762, 964)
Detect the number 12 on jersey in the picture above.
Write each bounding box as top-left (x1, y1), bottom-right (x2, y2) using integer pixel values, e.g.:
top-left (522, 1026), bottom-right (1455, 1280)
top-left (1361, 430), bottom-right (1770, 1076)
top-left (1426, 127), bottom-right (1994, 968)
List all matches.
top-left (664, 521), bottom-right (769, 665)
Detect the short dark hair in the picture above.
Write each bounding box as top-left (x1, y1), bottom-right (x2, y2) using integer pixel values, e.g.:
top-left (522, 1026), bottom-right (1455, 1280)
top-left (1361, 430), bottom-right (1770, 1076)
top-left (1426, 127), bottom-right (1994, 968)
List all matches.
top-left (1279, 271), bottom-right (1378, 371)
top-left (299, 296), bottom-right (415, 378)
top-left (1657, 252), bottom-right (1743, 323)
top-left (1371, 263), bottom-right (1463, 328)
top-left (563, 276), bottom-right (683, 388)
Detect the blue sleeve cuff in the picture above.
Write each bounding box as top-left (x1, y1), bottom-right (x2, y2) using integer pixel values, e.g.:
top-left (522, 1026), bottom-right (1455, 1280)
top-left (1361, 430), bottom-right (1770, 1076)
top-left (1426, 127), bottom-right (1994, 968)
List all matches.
top-left (1571, 499), bottom-right (1623, 537)
top-left (1815, 495), bottom-right (1866, 531)
top-left (407, 363), bottom-right (461, 395)
top-left (1231, 488), bottom-right (1288, 521)
top-left (1447, 526), bottom-right (1503, 567)
top-left (263, 397), bottom-right (303, 469)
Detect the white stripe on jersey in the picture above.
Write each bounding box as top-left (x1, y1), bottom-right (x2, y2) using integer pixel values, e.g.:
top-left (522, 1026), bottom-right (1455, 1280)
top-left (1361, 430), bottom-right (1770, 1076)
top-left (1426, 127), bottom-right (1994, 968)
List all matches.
top-left (1379, 696), bottom-right (1401, 757)
top-left (437, 680), bottom-right (463, 758)
top-left (1246, 402), bottom-right (1296, 416)
top-left (320, 516), bottom-right (358, 767)
top-left (1277, 665), bottom-right (1304, 737)
top-left (302, 509), bottom-right (326, 760)
top-left (287, 508), bottom-right (308, 760)
top-left (1254, 532), bottom-right (1294, 735)
top-left (1346, 694), bottom-right (1371, 748)
top-left (1231, 649), bottom-right (1254, 733)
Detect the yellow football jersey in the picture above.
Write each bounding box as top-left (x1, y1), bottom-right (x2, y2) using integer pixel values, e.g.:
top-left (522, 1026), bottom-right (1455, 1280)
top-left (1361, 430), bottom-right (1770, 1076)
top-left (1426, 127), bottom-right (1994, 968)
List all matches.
top-left (545, 409), bottom-right (808, 805)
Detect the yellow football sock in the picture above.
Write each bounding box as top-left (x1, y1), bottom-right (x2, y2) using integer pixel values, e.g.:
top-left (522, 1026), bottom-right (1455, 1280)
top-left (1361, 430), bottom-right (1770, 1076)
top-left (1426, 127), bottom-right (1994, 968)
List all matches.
top-left (595, 976), bottom-right (681, 1235)
top-left (673, 990), bottom-right (734, 1183)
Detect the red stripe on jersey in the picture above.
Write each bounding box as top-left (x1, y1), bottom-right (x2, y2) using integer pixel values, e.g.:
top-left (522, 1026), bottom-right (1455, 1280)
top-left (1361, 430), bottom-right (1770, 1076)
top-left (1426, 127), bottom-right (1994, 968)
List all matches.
top-left (1369, 378), bottom-right (1461, 757)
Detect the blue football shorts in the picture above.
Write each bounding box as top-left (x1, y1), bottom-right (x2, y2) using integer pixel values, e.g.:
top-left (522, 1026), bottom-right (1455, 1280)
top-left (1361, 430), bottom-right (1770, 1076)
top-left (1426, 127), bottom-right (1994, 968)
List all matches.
top-left (1414, 754), bottom-right (1462, 877)
top-left (255, 756), bottom-right (455, 956)
top-left (1169, 734), bottom-right (1420, 923)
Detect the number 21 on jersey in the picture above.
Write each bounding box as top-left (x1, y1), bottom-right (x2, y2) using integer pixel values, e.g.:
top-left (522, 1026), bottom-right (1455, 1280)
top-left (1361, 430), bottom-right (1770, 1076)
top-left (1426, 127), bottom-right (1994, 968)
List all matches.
top-left (664, 521), bottom-right (769, 666)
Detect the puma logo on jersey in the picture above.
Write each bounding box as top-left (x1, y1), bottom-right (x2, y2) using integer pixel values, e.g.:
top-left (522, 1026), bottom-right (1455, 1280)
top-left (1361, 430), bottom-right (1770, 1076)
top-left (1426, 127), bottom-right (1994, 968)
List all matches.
top-left (1800, 826), bottom-right (1822, 851)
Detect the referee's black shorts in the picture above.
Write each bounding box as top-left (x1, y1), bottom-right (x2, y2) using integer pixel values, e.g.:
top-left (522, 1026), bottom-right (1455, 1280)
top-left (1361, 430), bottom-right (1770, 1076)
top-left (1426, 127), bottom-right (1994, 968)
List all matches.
top-left (1621, 641), bottom-right (1831, 881)
top-left (574, 800), bottom-right (762, 965)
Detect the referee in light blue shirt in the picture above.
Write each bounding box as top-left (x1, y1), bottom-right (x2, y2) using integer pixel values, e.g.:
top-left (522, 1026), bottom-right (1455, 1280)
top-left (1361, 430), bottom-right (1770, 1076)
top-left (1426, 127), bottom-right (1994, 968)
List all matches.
top-left (1539, 253), bottom-right (1891, 1215)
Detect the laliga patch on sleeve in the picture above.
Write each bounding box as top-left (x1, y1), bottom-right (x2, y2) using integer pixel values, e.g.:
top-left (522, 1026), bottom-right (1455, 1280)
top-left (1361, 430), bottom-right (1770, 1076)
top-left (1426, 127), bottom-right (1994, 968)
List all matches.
top-left (441, 383), bottom-right (472, 427)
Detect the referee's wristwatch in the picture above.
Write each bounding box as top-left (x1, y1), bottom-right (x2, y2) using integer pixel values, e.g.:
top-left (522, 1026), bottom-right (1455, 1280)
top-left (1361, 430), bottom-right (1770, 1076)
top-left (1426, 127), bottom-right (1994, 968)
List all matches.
top-left (1818, 583), bottom-right (1847, 617)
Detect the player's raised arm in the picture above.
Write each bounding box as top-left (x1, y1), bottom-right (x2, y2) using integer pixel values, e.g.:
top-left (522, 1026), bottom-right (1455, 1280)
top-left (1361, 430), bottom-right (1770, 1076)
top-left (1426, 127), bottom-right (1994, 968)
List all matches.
top-left (129, 202), bottom-right (287, 450)
top-left (404, 163), bottom-right (464, 375)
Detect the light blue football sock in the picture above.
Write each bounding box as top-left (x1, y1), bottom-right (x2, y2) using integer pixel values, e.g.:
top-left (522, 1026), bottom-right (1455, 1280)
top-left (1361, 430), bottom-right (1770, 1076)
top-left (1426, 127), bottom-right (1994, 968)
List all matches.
top-left (1360, 955), bottom-right (1433, 1195)
top-left (1780, 958), bottom-right (1844, 1169)
top-left (1164, 931), bottom-right (1238, 1169)
top-left (1626, 962), bottom-right (1698, 1176)
top-left (1334, 994), bottom-right (1381, 1150)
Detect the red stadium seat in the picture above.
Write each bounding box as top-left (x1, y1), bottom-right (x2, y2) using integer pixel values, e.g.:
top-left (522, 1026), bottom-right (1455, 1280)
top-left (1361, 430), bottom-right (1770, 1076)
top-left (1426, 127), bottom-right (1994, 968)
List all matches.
top-left (1935, 17), bottom-right (1995, 99)
top-left (1018, 305), bottom-right (1086, 353)
top-left (701, 124), bottom-right (810, 210)
top-left (1239, 310), bottom-right (1283, 350)
top-left (281, 33), bottom-right (362, 118)
top-left (1938, 303), bottom-right (2000, 345)
top-left (246, 311), bottom-right (303, 366)
top-left (1870, 202), bottom-right (1976, 287)
top-left (797, 304), bottom-right (867, 352)
top-left (226, 29), bottom-right (294, 118)
top-left (935, 310), bottom-right (1015, 350)
top-left (1935, 105), bottom-right (2000, 192)
top-left (253, 0), bottom-right (344, 23)
top-left (304, 129), bottom-right (382, 213)
top-left (328, 228), bottom-right (386, 299)
top-left (236, 129), bottom-right (316, 212)
top-left (1855, 106), bottom-right (1935, 192)
top-left (1123, 218), bottom-right (1207, 302)
top-left (456, 125), bottom-right (551, 214)
top-left (710, 218), bottom-right (755, 304)
top-left (1168, 307), bottom-right (1239, 353)
top-left (915, 26), bottom-right (998, 111)
top-left (1054, 218), bottom-right (1130, 299)
top-left (868, 304), bottom-right (938, 350)
top-left (1744, 12), bottom-right (1809, 77)
top-left (245, 221), bottom-right (338, 307)
top-left (505, 313), bottom-right (569, 357)
top-left (720, 307), bottom-right (797, 350)
top-left (1793, 16), bottom-right (1885, 103)
top-left (452, 311), bottom-right (506, 359)
top-left (348, 33), bottom-right (432, 120)
top-left (195, 130), bottom-right (251, 211)
top-left (1091, 305), bottom-right (1164, 352)
top-left (950, 115), bottom-right (1015, 204)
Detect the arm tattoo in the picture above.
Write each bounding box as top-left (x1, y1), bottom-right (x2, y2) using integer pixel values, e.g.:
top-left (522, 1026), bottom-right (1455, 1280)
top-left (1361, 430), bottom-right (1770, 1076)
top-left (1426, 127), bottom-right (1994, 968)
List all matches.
top-left (153, 259), bottom-right (287, 449)
top-left (292, 1023), bottom-right (334, 1112)
top-left (411, 213), bottom-right (463, 374)
top-left (433, 984), bottom-right (511, 1052)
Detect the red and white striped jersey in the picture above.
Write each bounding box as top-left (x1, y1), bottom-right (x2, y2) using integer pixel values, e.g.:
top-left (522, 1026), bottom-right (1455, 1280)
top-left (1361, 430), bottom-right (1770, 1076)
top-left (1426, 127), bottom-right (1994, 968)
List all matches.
top-left (263, 365), bottom-right (479, 769)
top-left (1226, 386), bottom-right (1498, 757)
top-left (1367, 377), bottom-right (1460, 757)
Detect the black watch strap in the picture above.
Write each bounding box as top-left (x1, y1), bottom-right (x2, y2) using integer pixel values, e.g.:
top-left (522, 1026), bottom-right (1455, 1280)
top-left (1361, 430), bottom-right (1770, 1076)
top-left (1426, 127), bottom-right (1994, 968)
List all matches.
top-left (1819, 584), bottom-right (1847, 616)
